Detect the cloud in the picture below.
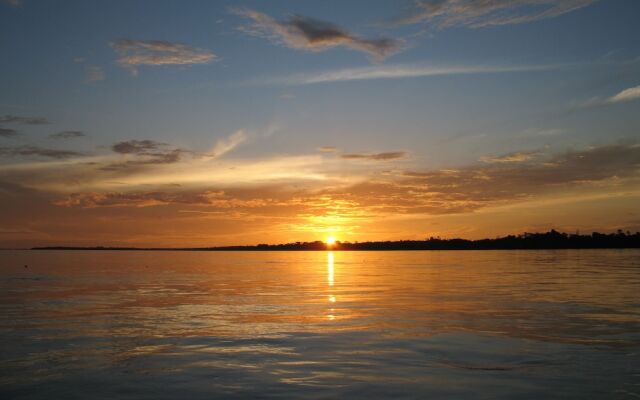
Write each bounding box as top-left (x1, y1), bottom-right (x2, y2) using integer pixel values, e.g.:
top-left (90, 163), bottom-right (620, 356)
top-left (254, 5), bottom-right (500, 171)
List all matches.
top-left (318, 146), bottom-right (338, 153)
top-left (112, 139), bottom-right (166, 155)
top-left (395, 143), bottom-right (640, 210)
top-left (0, 115), bottom-right (49, 125)
top-left (49, 131), bottom-right (86, 140)
top-left (607, 85), bottom-right (640, 104)
top-left (0, 151), bottom-right (329, 194)
top-left (2, 0), bottom-right (21, 6)
top-left (479, 150), bottom-right (541, 164)
top-left (101, 150), bottom-right (184, 171)
top-left (0, 128), bottom-right (19, 137)
top-left (106, 139), bottom-right (185, 171)
top-left (211, 130), bottom-right (247, 158)
top-left (85, 65), bottom-right (105, 83)
top-left (233, 8), bottom-right (403, 61)
top-left (108, 132), bottom-right (246, 172)
top-left (341, 151), bottom-right (408, 161)
top-left (52, 189), bottom-right (285, 209)
top-left (110, 39), bottom-right (216, 75)
top-left (575, 84), bottom-right (640, 109)
top-left (45, 142), bottom-right (640, 223)
top-left (0, 145), bottom-right (84, 159)
top-left (261, 62), bottom-right (560, 85)
top-left (393, 0), bottom-right (597, 28)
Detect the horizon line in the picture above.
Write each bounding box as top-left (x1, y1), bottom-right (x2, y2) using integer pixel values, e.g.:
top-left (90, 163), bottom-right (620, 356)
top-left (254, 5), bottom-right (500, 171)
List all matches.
top-left (20, 229), bottom-right (640, 251)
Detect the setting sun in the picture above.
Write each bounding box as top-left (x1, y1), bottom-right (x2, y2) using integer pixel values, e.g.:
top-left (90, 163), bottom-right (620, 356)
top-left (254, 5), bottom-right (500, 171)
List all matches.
top-left (326, 236), bottom-right (337, 246)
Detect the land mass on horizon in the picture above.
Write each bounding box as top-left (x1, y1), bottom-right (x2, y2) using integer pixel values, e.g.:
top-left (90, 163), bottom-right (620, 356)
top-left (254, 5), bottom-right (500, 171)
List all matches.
top-left (31, 230), bottom-right (640, 251)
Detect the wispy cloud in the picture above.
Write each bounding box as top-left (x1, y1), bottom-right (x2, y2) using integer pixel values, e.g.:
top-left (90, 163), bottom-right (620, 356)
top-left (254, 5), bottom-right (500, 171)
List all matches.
top-left (393, 0), bottom-right (597, 28)
top-left (2, 0), bottom-right (21, 7)
top-left (211, 130), bottom-right (247, 158)
top-left (576, 84), bottom-right (640, 109)
top-left (341, 151), bottom-right (408, 161)
top-left (233, 8), bottom-right (403, 61)
top-left (0, 115), bottom-right (49, 125)
top-left (261, 62), bottom-right (561, 85)
top-left (110, 39), bottom-right (216, 75)
top-left (49, 131), bottom-right (85, 140)
top-left (607, 85), bottom-right (640, 104)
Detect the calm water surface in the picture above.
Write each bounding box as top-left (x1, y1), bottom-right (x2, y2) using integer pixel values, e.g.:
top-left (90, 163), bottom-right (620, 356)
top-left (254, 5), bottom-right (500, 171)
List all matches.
top-left (0, 250), bottom-right (639, 399)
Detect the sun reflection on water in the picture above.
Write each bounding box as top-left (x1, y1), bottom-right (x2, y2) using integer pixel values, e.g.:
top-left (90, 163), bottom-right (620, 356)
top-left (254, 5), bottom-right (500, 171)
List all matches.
top-left (327, 251), bottom-right (336, 320)
top-left (327, 251), bottom-right (334, 287)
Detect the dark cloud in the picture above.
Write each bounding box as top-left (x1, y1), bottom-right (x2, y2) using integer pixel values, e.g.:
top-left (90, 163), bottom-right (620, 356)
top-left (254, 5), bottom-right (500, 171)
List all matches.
top-left (101, 150), bottom-right (183, 172)
top-left (341, 151), bottom-right (408, 161)
top-left (112, 139), bottom-right (165, 154)
top-left (0, 115), bottom-right (49, 125)
top-left (234, 8), bottom-right (403, 61)
top-left (49, 130), bottom-right (86, 139)
top-left (105, 139), bottom-right (187, 171)
top-left (111, 39), bottom-right (216, 75)
top-left (393, 0), bottom-right (597, 28)
top-left (0, 128), bottom-right (19, 137)
top-left (0, 145), bottom-right (83, 159)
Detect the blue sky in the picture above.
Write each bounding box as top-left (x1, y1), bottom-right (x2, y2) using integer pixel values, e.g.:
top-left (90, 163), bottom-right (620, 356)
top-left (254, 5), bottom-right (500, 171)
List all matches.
top-left (1, 0), bottom-right (640, 246)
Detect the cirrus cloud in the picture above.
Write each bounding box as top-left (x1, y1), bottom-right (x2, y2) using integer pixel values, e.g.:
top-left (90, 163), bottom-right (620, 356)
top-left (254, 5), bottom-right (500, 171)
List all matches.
top-left (211, 130), bottom-right (247, 158)
top-left (393, 0), bottom-right (598, 28)
top-left (259, 62), bottom-right (562, 85)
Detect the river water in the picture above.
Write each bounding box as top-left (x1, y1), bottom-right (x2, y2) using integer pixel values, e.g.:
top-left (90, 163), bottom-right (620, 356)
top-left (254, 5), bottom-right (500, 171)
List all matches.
top-left (1, 250), bottom-right (638, 399)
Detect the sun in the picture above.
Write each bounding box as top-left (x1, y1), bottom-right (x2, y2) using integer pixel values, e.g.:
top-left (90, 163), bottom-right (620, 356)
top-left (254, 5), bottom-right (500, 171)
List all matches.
top-left (326, 236), bottom-right (337, 246)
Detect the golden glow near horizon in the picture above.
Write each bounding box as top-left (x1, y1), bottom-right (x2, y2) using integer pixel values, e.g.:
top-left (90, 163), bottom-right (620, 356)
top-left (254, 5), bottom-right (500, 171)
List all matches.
top-left (326, 236), bottom-right (337, 246)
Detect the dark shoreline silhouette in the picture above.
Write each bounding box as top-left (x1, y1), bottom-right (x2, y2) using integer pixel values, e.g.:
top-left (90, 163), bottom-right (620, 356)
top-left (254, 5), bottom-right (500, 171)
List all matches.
top-left (32, 230), bottom-right (640, 251)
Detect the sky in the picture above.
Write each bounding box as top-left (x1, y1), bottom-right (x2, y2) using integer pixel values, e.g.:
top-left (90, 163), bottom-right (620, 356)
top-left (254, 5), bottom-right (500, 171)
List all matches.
top-left (1, 0), bottom-right (640, 248)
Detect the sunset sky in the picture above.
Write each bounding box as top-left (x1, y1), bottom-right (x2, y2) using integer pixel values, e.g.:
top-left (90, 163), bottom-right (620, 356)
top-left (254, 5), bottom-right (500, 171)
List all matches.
top-left (1, 0), bottom-right (640, 247)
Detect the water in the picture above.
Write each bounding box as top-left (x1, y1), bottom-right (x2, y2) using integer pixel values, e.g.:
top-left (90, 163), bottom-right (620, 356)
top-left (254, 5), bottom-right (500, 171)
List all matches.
top-left (0, 250), bottom-right (639, 399)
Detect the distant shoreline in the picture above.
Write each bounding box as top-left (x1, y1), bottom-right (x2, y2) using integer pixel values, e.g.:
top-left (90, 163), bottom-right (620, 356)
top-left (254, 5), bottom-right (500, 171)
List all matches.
top-left (30, 230), bottom-right (640, 251)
